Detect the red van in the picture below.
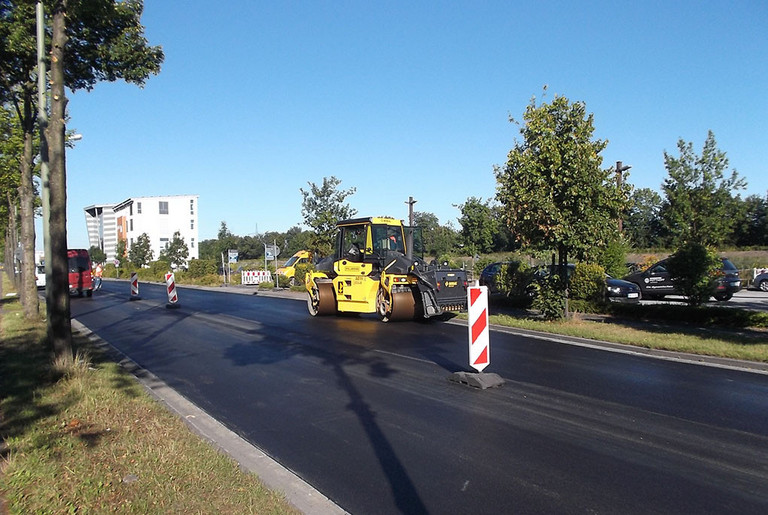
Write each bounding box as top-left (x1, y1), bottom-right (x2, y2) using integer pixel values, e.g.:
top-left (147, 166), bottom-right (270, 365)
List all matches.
top-left (68, 249), bottom-right (93, 297)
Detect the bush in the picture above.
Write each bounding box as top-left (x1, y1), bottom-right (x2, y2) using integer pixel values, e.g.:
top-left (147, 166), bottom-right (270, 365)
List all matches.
top-left (258, 281), bottom-right (275, 290)
top-left (496, 262), bottom-right (535, 304)
top-left (666, 243), bottom-right (721, 306)
top-left (187, 259), bottom-right (217, 278)
top-left (532, 275), bottom-right (566, 320)
top-left (570, 263), bottom-right (605, 303)
top-left (293, 262), bottom-right (314, 286)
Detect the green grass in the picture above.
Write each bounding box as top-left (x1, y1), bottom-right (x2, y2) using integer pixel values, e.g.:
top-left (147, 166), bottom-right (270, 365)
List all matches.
top-left (477, 304), bottom-right (768, 363)
top-left (0, 293), bottom-right (299, 514)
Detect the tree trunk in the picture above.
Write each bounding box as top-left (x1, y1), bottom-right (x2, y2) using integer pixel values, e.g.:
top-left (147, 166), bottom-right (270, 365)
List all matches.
top-left (19, 90), bottom-right (39, 319)
top-left (46, 4), bottom-right (72, 361)
top-left (4, 195), bottom-right (19, 285)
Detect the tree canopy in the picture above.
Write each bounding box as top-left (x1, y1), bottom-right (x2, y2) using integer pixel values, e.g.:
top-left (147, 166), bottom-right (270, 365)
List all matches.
top-left (660, 131), bottom-right (745, 247)
top-left (300, 176), bottom-right (356, 257)
top-left (495, 94), bottom-right (628, 272)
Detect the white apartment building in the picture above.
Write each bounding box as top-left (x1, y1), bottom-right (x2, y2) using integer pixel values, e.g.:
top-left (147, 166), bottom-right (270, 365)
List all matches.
top-left (85, 195), bottom-right (199, 264)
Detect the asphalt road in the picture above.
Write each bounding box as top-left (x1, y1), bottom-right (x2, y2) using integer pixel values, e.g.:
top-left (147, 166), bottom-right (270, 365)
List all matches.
top-left (71, 281), bottom-right (768, 514)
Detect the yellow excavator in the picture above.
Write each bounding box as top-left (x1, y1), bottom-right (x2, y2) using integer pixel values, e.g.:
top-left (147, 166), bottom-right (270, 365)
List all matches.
top-left (305, 216), bottom-right (468, 322)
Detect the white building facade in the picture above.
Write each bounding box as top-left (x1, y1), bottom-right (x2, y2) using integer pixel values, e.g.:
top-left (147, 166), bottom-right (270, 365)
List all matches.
top-left (85, 195), bottom-right (199, 264)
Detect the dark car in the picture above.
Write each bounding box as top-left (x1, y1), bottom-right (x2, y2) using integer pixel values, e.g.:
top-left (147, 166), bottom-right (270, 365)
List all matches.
top-left (534, 264), bottom-right (640, 303)
top-left (751, 269), bottom-right (768, 292)
top-left (623, 257), bottom-right (741, 301)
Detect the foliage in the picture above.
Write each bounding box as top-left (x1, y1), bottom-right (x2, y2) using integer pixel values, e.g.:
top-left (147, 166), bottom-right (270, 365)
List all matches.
top-left (660, 131), bottom-right (745, 247)
top-left (413, 211), bottom-right (459, 256)
top-left (495, 93), bottom-right (629, 283)
top-left (88, 245), bottom-right (106, 264)
top-left (128, 232), bottom-right (153, 267)
top-left (186, 258), bottom-right (217, 278)
top-left (590, 235), bottom-right (630, 278)
top-left (292, 262), bottom-right (313, 286)
top-left (732, 194), bottom-right (768, 247)
top-left (666, 242), bottom-right (722, 306)
top-left (570, 262), bottom-right (605, 302)
top-left (531, 275), bottom-right (566, 320)
top-left (496, 261), bottom-right (536, 303)
top-left (159, 231), bottom-right (189, 269)
top-left (625, 187), bottom-right (664, 248)
top-left (300, 176), bottom-right (356, 257)
top-left (457, 197), bottom-right (498, 254)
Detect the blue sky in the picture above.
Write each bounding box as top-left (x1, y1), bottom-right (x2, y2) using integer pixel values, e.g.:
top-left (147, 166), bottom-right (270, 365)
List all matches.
top-left (55, 0), bottom-right (768, 250)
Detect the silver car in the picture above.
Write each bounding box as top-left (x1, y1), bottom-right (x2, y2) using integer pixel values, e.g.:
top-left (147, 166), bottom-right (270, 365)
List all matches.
top-left (752, 270), bottom-right (768, 292)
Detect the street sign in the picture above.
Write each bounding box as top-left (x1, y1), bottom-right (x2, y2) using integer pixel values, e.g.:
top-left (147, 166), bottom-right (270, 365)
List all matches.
top-left (228, 250), bottom-right (238, 263)
top-left (265, 245), bottom-right (280, 261)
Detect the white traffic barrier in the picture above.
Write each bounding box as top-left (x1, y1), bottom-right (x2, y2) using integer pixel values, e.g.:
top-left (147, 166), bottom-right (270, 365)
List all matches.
top-left (130, 272), bottom-right (140, 300)
top-left (467, 285), bottom-right (490, 372)
top-left (241, 270), bottom-right (272, 285)
top-left (753, 268), bottom-right (768, 279)
top-left (165, 272), bottom-right (180, 308)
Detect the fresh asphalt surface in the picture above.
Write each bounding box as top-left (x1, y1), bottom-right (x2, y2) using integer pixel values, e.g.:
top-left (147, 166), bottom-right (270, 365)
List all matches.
top-left (70, 280), bottom-right (768, 514)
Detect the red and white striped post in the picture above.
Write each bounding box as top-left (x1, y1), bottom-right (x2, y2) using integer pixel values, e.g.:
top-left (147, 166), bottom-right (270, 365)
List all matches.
top-left (467, 285), bottom-right (490, 372)
top-left (165, 272), bottom-right (180, 308)
top-left (129, 272), bottom-right (140, 300)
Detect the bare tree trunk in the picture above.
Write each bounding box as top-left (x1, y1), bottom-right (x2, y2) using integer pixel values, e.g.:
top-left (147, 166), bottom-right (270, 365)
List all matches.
top-left (46, 3), bottom-right (72, 361)
top-left (19, 90), bottom-right (39, 319)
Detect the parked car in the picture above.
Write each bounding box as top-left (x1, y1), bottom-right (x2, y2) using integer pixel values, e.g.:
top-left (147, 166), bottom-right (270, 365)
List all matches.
top-left (623, 257), bottom-right (741, 301)
top-left (752, 269), bottom-right (768, 292)
top-left (533, 264), bottom-right (640, 303)
top-left (35, 264), bottom-right (46, 289)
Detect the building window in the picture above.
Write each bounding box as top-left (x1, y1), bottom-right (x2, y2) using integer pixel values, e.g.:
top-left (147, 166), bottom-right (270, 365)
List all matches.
top-left (191, 238), bottom-right (195, 248)
top-left (190, 199), bottom-right (194, 215)
top-left (137, 202), bottom-right (142, 214)
top-left (160, 237), bottom-right (169, 248)
top-left (159, 201), bottom-right (169, 214)
top-left (129, 219), bottom-right (133, 231)
top-left (190, 219), bottom-right (194, 230)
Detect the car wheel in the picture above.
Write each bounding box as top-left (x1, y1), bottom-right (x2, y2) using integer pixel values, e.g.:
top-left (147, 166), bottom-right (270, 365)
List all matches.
top-left (760, 279), bottom-right (768, 292)
top-left (714, 293), bottom-right (732, 302)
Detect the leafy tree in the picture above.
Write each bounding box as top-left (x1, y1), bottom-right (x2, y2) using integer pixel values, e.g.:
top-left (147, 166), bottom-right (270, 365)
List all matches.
top-left (456, 197), bottom-right (497, 254)
top-left (732, 193), bottom-right (768, 247)
top-left (300, 176), bottom-right (356, 257)
top-left (159, 231), bottom-right (189, 269)
top-left (495, 94), bottom-right (628, 316)
top-left (88, 245), bottom-right (106, 264)
top-left (624, 187), bottom-right (664, 248)
top-left (1, 0), bottom-right (163, 359)
top-left (659, 131), bottom-right (745, 247)
top-left (666, 242), bottom-right (721, 306)
top-left (128, 232), bottom-right (153, 267)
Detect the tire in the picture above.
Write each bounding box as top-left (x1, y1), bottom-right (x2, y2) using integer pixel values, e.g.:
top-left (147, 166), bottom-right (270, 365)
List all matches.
top-left (714, 293), bottom-right (732, 302)
top-left (760, 279), bottom-right (768, 292)
top-left (86, 289), bottom-right (93, 297)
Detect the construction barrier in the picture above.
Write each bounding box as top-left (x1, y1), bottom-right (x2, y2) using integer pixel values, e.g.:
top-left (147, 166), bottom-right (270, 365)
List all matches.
top-left (467, 285), bottom-right (490, 373)
top-left (165, 272), bottom-right (179, 308)
top-left (753, 268), bottom-right (768, 279)
top-left (242, 270), bottom-right (272, 285)
top-left (129, 272), bottom-right (140, 300)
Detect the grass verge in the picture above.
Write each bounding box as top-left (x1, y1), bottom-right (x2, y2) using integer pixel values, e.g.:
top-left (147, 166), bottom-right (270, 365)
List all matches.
top-left (477, 303), bottom-right (768, 363)
top-left (0, 295), bottom-right (298, 514)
